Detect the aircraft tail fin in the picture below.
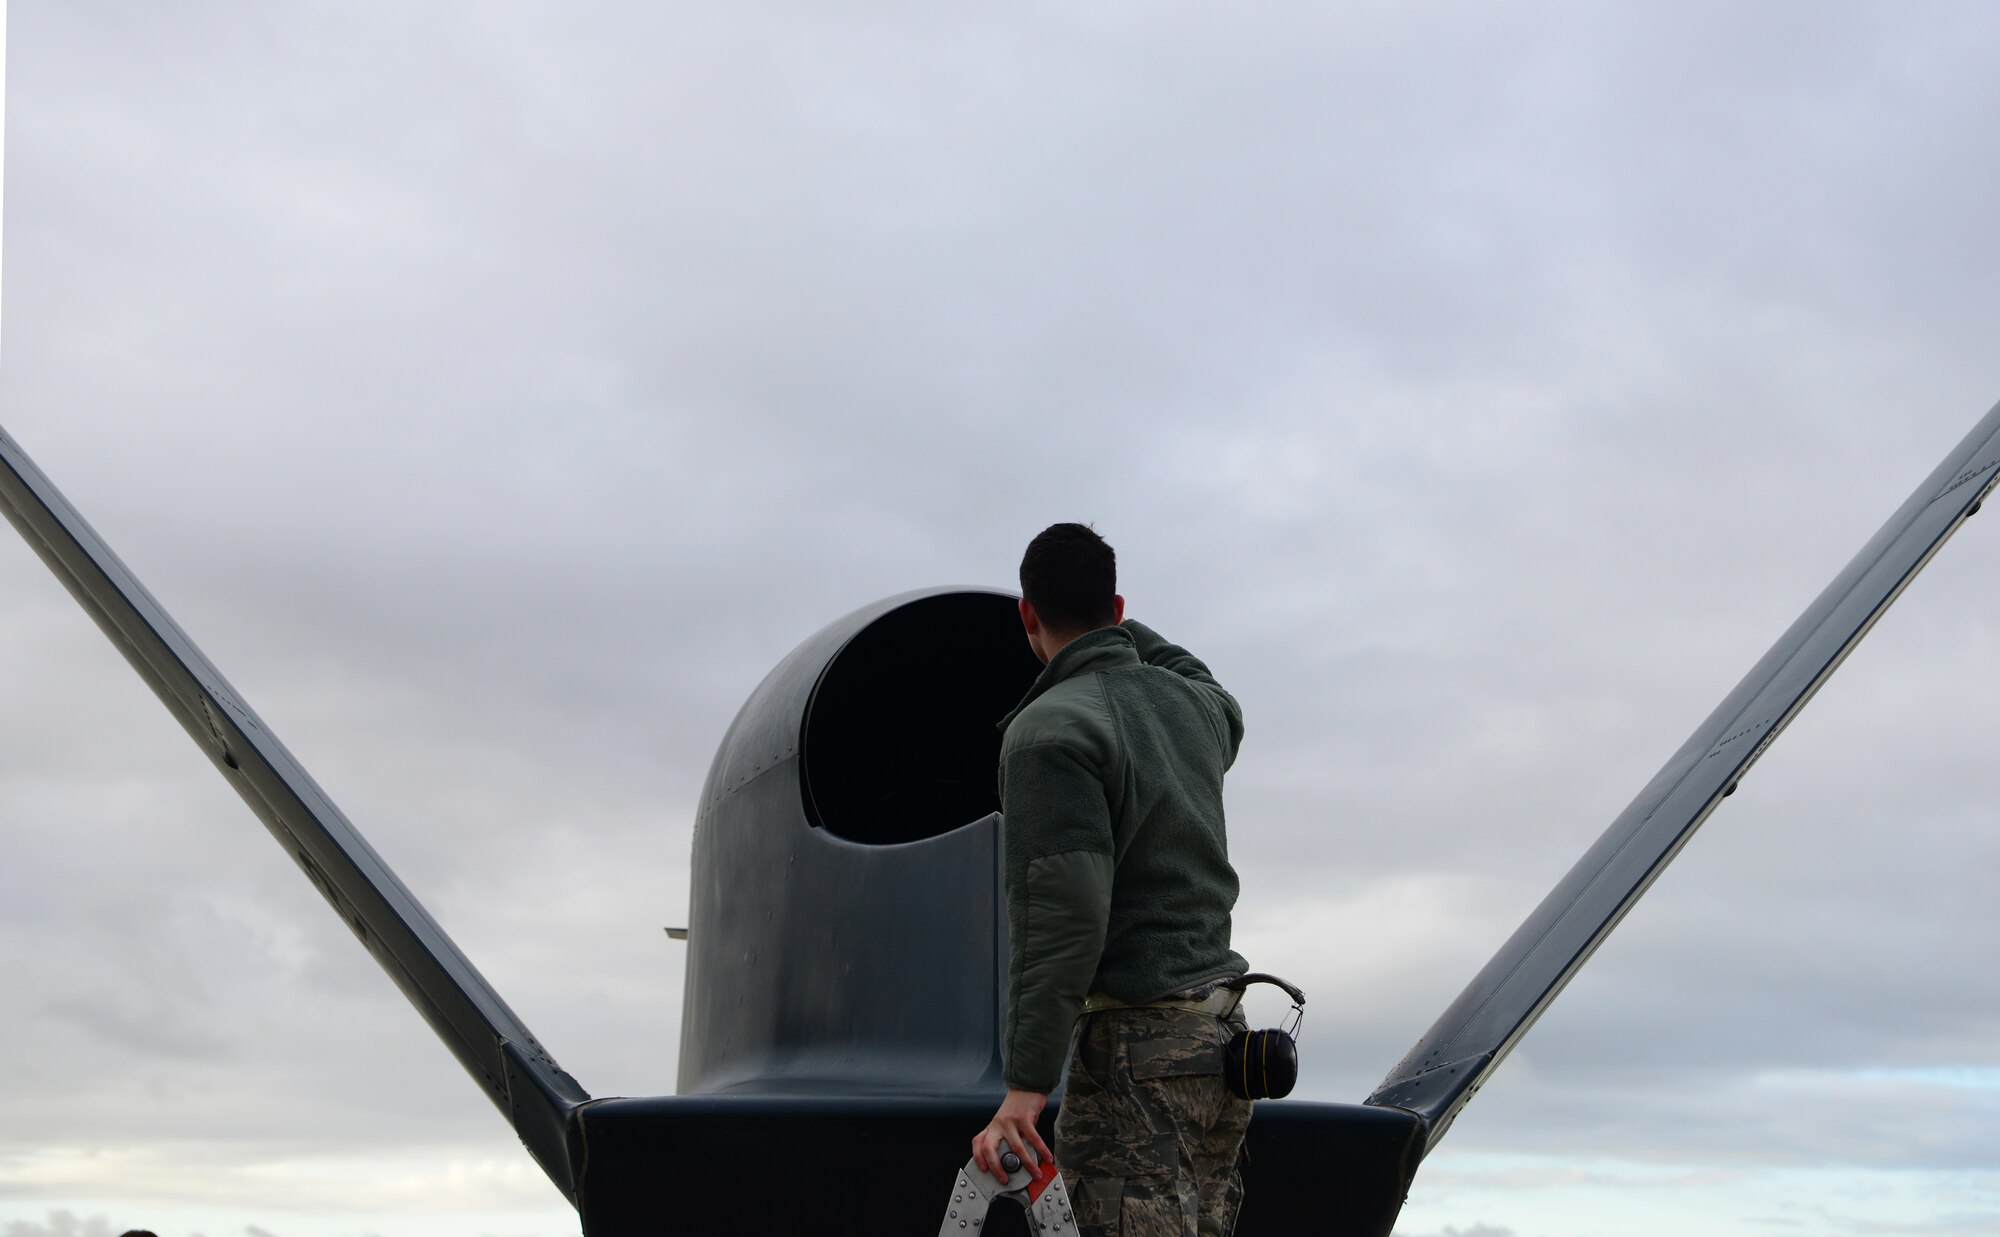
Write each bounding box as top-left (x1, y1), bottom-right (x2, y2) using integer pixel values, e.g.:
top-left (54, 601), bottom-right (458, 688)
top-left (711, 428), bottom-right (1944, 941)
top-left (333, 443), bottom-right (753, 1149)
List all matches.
top-left (1369, 402), bottom-right (2000, 1152)
top-left (0, 423), bottom-right (591, 1199)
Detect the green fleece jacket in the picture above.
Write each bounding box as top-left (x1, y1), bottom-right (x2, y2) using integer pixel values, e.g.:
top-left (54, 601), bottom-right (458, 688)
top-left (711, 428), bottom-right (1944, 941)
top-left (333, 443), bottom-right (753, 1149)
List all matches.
top-left (996, 619), bottom-right (1248, 1093)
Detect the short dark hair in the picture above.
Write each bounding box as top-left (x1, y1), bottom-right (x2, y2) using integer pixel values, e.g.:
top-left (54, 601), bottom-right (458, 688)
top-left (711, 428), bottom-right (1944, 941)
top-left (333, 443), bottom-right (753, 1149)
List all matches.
top-left (1020, 523), bottom-right (1117, 634)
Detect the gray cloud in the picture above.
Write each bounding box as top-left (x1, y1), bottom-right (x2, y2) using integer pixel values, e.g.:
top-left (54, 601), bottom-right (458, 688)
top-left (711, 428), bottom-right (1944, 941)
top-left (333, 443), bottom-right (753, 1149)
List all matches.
top-left (1770, 1207), bottom-right (2000, 1236)
top-left (1, 1214), bottom-right (113, 1237)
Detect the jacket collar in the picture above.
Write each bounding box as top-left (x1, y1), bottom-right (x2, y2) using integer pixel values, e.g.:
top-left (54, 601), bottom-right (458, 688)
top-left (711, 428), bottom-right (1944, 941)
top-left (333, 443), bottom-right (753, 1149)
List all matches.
top-left (998, 624), bottom-right (1139, 730)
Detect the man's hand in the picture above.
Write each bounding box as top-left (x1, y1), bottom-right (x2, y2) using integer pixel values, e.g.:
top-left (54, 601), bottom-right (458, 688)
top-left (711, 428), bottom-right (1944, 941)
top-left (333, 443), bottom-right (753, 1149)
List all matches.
top-left (971, 1088), bottom-right (1052, 1184)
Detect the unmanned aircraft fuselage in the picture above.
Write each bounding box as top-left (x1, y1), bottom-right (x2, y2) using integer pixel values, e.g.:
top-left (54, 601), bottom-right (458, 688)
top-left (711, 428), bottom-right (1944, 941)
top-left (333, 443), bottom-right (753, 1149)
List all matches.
top-left (3, 405), bottom-right (1996, 1235)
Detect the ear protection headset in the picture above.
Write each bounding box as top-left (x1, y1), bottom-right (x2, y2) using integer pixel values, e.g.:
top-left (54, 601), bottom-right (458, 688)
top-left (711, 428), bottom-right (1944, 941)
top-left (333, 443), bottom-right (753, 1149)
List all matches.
top-left (1218, 972), bottom-right (1306, 1100)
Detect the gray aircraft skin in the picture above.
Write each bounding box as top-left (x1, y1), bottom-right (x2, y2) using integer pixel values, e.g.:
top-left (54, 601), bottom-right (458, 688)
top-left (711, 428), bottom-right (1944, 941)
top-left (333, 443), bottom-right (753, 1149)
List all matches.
top-left (3, 404), bottom-right (1997, 1235)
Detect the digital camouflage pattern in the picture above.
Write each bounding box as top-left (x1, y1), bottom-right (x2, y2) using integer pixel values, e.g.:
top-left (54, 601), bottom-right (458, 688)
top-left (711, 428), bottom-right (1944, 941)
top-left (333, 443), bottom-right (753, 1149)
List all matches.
top-left (1056, 1006), bottom-right (1253, 1237)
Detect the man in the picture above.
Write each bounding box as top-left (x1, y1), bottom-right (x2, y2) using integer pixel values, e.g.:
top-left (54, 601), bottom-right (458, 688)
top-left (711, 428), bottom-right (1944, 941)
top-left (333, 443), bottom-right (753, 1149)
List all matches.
top-left (972, 522), bottom-right (1252, 1237)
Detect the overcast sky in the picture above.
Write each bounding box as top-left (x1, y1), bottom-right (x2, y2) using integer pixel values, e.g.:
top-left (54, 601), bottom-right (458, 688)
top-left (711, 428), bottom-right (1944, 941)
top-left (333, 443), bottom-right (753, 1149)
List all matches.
top-left (3, 4), bottom-right (1998, 1236)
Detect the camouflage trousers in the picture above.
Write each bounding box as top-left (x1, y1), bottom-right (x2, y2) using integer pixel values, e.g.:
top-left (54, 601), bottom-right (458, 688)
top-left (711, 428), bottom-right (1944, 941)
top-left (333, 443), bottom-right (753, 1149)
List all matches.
top-left (1055, 1006), bottom-right (1254, 1237)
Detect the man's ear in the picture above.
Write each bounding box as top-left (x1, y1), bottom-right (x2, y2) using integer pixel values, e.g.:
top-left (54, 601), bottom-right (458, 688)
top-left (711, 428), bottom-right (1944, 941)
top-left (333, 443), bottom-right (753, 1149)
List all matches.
top-left (1019, 597), bottom-right (1042, 636)
top-left (1111, 594), bottom-right (1126, 625)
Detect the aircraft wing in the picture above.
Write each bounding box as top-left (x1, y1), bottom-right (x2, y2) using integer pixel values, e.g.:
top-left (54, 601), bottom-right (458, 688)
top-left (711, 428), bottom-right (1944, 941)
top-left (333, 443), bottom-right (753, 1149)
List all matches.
top-left (0, 423), bottom-right (591, 1199)
top-left (1369, 401), bottom-right (2000, 1150)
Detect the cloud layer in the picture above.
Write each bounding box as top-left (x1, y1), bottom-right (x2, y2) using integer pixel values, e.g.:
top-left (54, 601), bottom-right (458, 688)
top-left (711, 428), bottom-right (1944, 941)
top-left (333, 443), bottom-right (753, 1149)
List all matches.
top-left (4, 4), bottom-right (1999, 1236)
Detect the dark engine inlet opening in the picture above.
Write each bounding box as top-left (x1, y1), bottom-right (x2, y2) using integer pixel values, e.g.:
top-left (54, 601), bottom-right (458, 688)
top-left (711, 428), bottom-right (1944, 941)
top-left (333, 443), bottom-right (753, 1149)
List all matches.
top-left (802, 591), bottom-right (1043, 845)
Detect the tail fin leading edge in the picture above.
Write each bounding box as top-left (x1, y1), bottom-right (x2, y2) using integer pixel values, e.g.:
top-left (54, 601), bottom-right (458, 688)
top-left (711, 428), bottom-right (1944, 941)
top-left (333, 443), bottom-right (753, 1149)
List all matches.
top-left (1369, 403), bottom-right (2000, 1151)
top-left (0, 424), bottom-right (590, 1200)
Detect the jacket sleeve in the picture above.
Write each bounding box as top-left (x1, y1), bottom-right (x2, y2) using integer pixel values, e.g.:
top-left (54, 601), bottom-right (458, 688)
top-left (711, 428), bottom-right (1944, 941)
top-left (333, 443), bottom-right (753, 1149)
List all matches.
top-left (1122, 619), bottom-right (1245, 766)
top-left (999, 740), bottom-right (1115, 1093)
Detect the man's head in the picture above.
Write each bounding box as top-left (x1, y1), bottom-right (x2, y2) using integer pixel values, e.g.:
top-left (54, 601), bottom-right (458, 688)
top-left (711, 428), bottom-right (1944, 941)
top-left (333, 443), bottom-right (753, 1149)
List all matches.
top-left (1018, 522), bottom-right (1124, 663)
